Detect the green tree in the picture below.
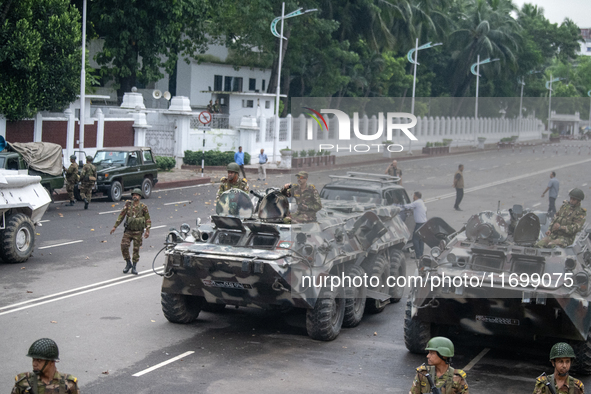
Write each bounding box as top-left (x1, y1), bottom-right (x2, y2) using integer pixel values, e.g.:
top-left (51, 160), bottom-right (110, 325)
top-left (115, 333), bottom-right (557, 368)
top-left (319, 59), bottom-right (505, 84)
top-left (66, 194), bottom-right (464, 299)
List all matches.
top-left (0, 0), bottom-right (82, 121)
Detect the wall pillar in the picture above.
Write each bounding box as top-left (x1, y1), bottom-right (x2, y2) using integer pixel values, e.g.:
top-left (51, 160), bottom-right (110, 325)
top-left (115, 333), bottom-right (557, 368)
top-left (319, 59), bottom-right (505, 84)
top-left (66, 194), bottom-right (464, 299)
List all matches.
top-left (0, 116), bottom-right (5, 139)
top-left (34, 112), bottom-right (43, 142)
top-left (95, 108), bottom-right (105, 149)
top-left (164, 96), bottom-right (193, 169)
top-left (65, 109), bottom-right (75, 159)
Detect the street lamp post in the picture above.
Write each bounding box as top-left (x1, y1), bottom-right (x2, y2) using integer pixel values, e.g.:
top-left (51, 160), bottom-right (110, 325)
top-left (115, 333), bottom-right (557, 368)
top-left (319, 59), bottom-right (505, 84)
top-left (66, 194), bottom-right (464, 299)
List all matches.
top-left (470, 55), bottom-right (499, 145)
top-left (546, 75), bottom-right (560, 132)
top-left (79, 0), bottom-right (87, 154)
top-left (406, 39), bottom-right (441, 154)
top-left (270, 4), bottom-right (317, 164)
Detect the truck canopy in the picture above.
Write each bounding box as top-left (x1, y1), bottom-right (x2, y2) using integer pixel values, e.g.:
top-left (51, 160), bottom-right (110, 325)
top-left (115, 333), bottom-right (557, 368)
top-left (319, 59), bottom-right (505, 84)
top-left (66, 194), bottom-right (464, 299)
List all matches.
top-left (7, 142), bottom-right (63, 176)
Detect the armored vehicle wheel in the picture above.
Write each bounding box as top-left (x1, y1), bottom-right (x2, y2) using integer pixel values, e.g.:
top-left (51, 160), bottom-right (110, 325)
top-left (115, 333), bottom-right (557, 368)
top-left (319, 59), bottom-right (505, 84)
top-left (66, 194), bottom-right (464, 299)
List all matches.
top-left (201, 302), bottom-right (226, 313)
top-left (389, 249), bottom-right (406, 303)
top-left (0, 213), bottom-right (35, 264)
top-left (364, 255), bottom-right (389, 314)
top-left (161, 292), bottom-right (204, 323)
top-left (141, 178), bottom-right (153, 199)
top-left (108, 181), bottom-right (123, 202)
top-left (404, 298), bottom-right (431, 354)
top-left (343, 265), bottom-right (367, 328)
top-left (74, 185), bottom-right (83, 201)
top-left (306, 287), bottom-right (345, 341)
top-left (571, 337), bottom-right (591, 375)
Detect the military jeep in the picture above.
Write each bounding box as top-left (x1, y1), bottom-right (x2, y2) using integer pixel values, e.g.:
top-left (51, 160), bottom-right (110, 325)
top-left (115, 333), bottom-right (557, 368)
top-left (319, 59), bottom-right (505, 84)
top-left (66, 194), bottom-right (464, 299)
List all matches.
top-left (75, 147), bottom-right (158, 202)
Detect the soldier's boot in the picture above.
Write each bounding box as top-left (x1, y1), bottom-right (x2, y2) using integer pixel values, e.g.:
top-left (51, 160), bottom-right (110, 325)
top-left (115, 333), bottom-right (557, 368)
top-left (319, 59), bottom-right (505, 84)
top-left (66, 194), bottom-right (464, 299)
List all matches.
top-left (131, 262), bottom-right (138, 275)
top-left (84, 198), bottom-right (89, 210)
top-left (66, 201), bottom-right (75, 206)
top-left (123, 259), bottom-right (133, 274)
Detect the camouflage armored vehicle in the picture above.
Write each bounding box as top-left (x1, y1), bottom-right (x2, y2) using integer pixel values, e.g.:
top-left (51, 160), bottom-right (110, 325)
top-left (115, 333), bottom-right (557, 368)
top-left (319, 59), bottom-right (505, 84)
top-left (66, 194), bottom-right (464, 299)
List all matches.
top-left (160, 187), bottom-right (410, 341)
top-left (404, 203), bottom-right (591, 373)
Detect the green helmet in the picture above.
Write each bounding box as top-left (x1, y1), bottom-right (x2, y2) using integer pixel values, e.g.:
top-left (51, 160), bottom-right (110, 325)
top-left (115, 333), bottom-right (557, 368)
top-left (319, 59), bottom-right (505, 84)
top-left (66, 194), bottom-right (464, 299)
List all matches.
top-left (550, 342), bottom-right (576, 360)
top-left (131, 188), bottom-right (143, 197)
top-left (86, 155), bottom-right (93, 162)
top-left (569, 188), bottom-right (585, 201)
top-left (26, 338), bottom-right (59, 361)
top-left (425, 336), bottom-right (454, 358)
top-left (227, 162), bottom-right (240, 173)
top-left (69, 155), bottom-right (76, 161)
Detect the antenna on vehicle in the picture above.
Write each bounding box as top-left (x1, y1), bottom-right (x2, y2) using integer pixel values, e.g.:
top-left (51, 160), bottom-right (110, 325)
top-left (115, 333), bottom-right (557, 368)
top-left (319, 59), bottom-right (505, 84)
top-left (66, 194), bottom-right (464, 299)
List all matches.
top-left (497, 200), bottom-right (501, 214)
top-left (152, 90), bottom-right (162, 99)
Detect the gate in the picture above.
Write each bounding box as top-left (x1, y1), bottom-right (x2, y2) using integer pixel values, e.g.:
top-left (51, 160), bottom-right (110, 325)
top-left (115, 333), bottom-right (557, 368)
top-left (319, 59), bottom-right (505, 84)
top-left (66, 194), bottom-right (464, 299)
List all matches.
top-left (145, 121), bottom-right (175, 157)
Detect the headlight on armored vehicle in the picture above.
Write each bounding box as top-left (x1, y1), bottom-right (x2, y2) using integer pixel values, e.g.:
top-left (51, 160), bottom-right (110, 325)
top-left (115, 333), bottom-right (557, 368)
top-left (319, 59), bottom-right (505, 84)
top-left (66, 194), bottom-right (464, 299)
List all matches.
top-left (575, 272), bottom-right (589, 294)
top-left (565, 258), bottom-right (576, 271)
top-left (180, 223), bottom-right (191, 235)
top-left (430, 247), bottom-right (441, 258)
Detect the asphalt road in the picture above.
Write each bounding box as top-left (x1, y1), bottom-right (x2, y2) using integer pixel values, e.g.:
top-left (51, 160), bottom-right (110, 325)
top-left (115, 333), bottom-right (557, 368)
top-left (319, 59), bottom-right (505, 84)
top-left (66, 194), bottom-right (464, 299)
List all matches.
top-left (1, 141), bottom-right (591, 394)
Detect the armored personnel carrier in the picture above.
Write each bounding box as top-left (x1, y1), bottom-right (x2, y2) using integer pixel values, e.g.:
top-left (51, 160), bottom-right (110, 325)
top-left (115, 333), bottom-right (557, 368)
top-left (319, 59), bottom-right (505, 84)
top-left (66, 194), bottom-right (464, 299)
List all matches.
top-left (160, 187), bottom-right (410, 341)
top-left (404, 204), bottom-right (591, 373)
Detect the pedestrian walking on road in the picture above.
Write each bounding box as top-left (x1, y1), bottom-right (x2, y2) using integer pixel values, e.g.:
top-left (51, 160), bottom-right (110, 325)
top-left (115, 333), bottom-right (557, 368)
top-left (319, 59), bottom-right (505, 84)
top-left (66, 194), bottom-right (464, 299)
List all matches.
top-left (542, 171), bottom-right (560, 218)
top-left (399, 191), bottom-right (427, 259)
top-left (80, 155), bottom-right (97, 210)
top-left (63, 155), bottom-right (79, 206)
top-left (385, 160), bottom-right (402, 184)
top-left (234, 146), bottom-right (247, 179)
top-left (12, 338), bottom-right (80, 394)
top-left (110, 188), bottom-right (151, 275)
top-left (258, 148), bottom-right (268, 181)
top-left (453, 164), bottom-right (464, 211)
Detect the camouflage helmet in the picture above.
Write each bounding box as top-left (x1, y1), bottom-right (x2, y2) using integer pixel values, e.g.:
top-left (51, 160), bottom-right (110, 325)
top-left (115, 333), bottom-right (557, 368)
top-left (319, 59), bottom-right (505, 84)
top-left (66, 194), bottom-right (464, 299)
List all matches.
top-left (227, 162), bottom-right (240, 173)
top-left (425, 336), bottom-right (454, 358)
top-left (131, 188), bottom-right (143, 197)
top-left (296, 171), bottom-right (309, 179)
top-left (86, 155), bottom-right (93, 162)
top-left (569, 188), bottom-right (585, 201)
top-left (69, 154), bottom-right (76, 161)
top-left (26, 338), bottom-right (59, 361)
top-left (550, 342), bottom-right (576, 360)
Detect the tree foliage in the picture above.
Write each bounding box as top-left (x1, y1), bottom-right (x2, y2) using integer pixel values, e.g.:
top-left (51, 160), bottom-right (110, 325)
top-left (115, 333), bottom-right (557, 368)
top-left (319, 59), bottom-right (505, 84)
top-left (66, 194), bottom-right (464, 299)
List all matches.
top-left (0, 0), bottom-right (81, 121)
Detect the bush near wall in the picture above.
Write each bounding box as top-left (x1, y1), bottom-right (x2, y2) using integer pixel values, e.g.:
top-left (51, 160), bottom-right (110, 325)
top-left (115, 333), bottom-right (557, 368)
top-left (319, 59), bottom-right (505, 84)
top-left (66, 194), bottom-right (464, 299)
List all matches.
top-left (156, 156), bottom-right (176, 171)
top-left (184, 150), bottom-right (251, 166)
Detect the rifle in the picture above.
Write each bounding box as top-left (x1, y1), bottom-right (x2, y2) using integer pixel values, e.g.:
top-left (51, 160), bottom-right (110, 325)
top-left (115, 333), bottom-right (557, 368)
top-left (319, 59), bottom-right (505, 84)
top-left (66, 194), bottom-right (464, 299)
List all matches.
top-left (422, 363), bottom-right (442, 394)
top-left (538, 372), bottom-right (557, 394)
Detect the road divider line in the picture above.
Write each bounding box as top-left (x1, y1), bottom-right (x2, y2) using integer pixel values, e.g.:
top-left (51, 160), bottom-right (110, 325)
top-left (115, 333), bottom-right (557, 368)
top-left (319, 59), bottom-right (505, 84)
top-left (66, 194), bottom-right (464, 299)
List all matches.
top-left (532, 203), bottom-right (541, 207)
top-left (0, 267), bottom-right (163, 313)
top-left (99, 210), bottom-right (121, 215)
top-left (132, 351), bottom-right (195, 377)
top-left (39, 220), bottom-right (50, 223)
top-left (163, 200), bottom-right (191, 206)
top-left (463, 348), bottom-right (490, 371)
top-left (38, 240), bottom-right (83, 250)
top-left (151, 225), bottom-right (167, 230)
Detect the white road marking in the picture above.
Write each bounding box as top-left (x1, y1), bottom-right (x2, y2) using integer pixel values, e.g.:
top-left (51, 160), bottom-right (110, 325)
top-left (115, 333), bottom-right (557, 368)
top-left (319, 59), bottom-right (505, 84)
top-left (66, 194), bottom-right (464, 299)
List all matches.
top-left (40, 220), bottom-right (50, 223)
top-left (99, 209), bottom-right (121, 215)
top-left (463, 348), bottom-right (490, 371)
top-left (163, 200), bottom-right (191, 206)
top-left (151, 225), bottom-right (167, 230)
top-left (0, 267), bottom-right (164, 316)
top-left (153, 183), bottom-right (210, 193)
top-left (583, 183), bottom-right (588, 187)
top-left (38, 240), bottom-right (83, 250)
top-left (133, 351), bottom-right (195, 377)
top-left (532, 203), bottom-right (541, 207)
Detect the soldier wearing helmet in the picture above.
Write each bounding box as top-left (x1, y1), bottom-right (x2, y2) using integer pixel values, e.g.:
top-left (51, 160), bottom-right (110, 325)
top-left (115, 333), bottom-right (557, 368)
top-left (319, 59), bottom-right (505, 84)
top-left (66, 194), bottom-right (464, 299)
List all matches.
top-left (533, 342), bottom-right (584, 394)
top-left (79, 155), bottom-right (97, 210)
top-left (536, 188), bottom-right (587, 248)
top-left (110, 188), bottom-right (151, 275)
top-left (410, 337), bottom-right (469, 394)
top-left (216, 162), bottom-right (249, 202)
top-left (12, 338), bottom-right (80, 394)
top-left (63, 154), bottom-right (79, 206)
top-left (281, 171), bottom-right (322, 223)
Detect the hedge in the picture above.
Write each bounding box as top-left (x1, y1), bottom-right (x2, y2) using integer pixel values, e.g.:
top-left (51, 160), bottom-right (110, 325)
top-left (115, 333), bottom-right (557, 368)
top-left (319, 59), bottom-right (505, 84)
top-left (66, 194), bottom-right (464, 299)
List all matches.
top-left (184, 150), bottom-right (251, 166)
top-left (156, 156), bottom-right (176, 171)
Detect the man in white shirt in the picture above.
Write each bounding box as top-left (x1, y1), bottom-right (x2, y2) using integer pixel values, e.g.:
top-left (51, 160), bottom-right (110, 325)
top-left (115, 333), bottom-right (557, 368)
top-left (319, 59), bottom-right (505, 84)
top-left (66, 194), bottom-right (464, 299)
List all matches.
top-left (400, 191), bottom-right (428, 259)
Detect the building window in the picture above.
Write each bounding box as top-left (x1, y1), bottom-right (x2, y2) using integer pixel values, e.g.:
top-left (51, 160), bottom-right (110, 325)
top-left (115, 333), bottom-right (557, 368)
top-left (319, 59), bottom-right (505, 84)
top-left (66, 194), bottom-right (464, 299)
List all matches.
top-left (265, 100), bottom-right (270, 109)
top-left (249, 78), bottom-right (256, 91)
top-left (224, 76), bottom-right (232, 91)
top-left (587, 47), bottom-right (591, 52)
top-left (214, 75), bottom-right (222, 91)
top-left (262, 79), bottom-right (266, 92)
top-left (233, 77), bottom-right (243, 92)
top-left (242, 100), bottom-right (254, 108)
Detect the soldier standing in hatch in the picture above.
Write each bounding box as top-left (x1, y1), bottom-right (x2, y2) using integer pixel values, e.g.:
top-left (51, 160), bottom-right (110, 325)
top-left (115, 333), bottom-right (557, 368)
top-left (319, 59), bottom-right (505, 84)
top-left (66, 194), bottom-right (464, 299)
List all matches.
top-left (216, 162), bottom-right (249, 202)
top-left (12, 338), bottom-right (80, 394)
top-left (110, 188), bottom-right (151, 275)
top-left (535, 188), bottom-right (586, 248)
top-left (281, 171), bottom-right (322, 223)
top-left (63, 155), bottom-right (79, 206)
top-left (79, 155), bottom-right (97, 210)
top-left (533, 342), bottom-right (584, 394)
top-left (410, 336), bottom-right (469, 394)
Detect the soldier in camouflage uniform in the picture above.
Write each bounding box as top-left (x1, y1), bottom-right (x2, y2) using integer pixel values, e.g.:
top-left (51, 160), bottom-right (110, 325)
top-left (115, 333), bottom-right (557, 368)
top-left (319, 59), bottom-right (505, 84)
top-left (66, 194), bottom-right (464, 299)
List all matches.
top-left (410, 337), bottom-right (469, 394)
top-left (110, 188), bottom-right (151, 275)
top-left (533, 342), bottom-right (584, 394)
top-left (216, 162), bottom-right (249, 202)
top-left (281, 171), bottom-right (322, 223)
top-left (63, 155), bottom-right (79, 206)
top-left (79, 155), bottom-right (97, 210)
top-left (12, 338), bottom-right (79, 394)
top-left (536, 188), bottom-right (587, 248)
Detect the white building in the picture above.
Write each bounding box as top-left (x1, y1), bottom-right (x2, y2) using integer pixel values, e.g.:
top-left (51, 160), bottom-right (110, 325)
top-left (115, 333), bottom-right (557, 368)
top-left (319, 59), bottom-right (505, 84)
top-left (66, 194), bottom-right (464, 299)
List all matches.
top-left (580, 28), bottom-right (591, 56)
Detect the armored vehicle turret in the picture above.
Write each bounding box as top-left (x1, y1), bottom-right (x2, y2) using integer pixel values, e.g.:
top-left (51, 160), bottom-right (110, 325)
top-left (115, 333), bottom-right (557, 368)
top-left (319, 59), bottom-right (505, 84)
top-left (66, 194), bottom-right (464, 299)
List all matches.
top-left (160, 187), bottom-right (410, 341)
top-left (404, 204), bottom-right (591, 373)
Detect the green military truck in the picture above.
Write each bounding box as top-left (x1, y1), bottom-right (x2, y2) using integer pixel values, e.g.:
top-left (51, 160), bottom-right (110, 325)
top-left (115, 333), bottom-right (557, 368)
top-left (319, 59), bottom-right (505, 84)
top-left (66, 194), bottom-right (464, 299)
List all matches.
top-left (75, 147), bottom-right (159, 202)
top-left (0, 141), bottom-right (65, 198)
